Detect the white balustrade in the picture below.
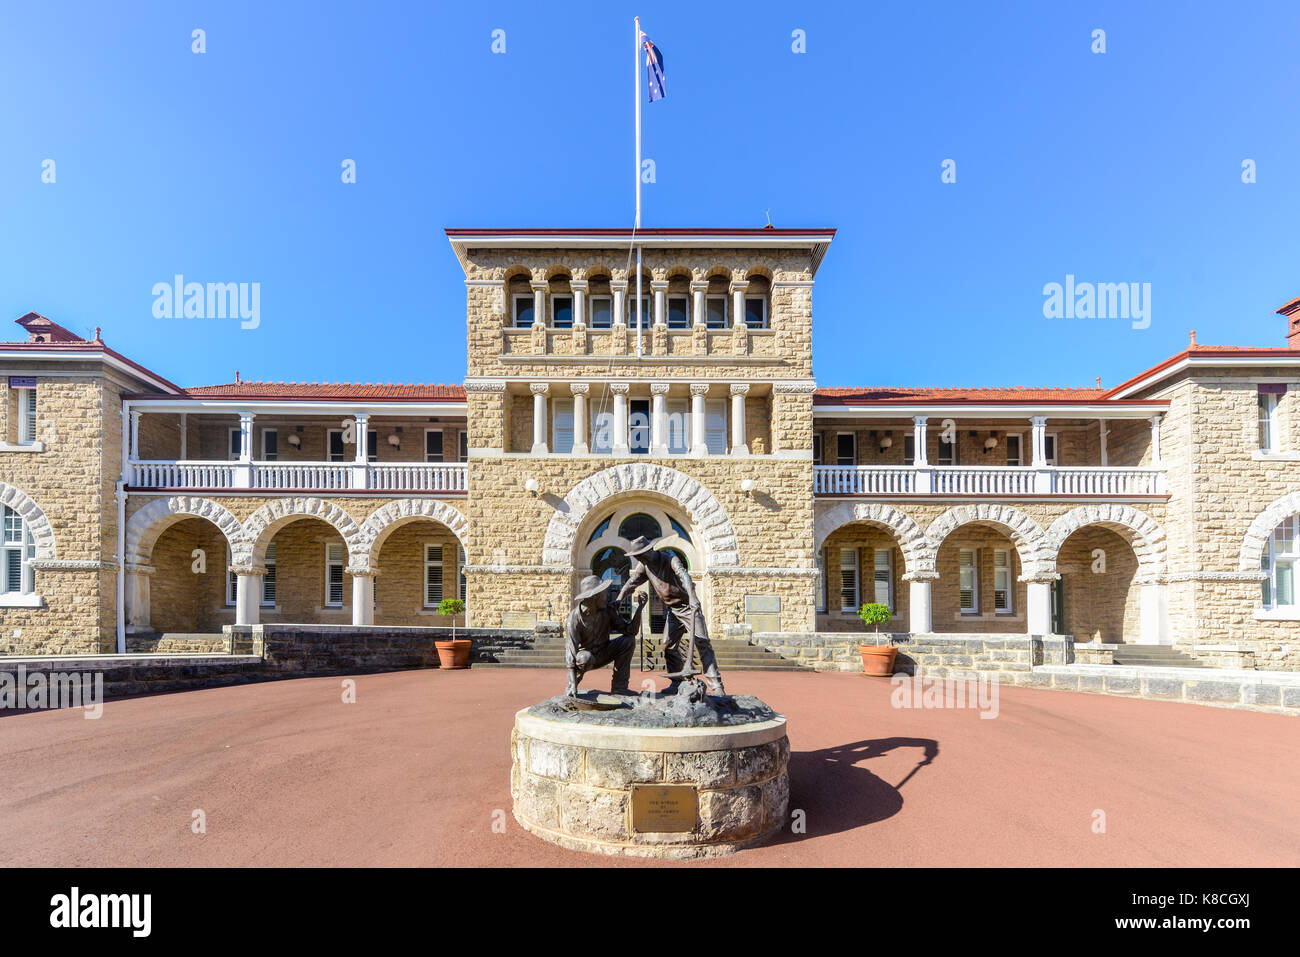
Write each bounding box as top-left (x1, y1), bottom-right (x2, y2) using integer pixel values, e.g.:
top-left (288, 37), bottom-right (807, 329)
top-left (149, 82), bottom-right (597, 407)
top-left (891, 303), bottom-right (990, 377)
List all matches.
top-left (814, 465), bottom-right (1164, 497)
top-left (130, 460), bottom-right (235, 489)
top-left (129, 460), bottom-right (468, 492)
top-left (367, 463), bottom-right (468, 492)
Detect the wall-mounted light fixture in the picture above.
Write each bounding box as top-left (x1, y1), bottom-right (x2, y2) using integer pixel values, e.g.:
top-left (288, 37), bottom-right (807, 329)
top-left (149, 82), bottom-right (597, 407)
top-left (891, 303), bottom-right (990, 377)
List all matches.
top-left (879, 435), bottom-right (893, 452)
top-left (525, 477), bottom-right (540, 497)
top-left (984, 432), bottom-right (998, 451)
top-left (287, 434), bottom-right (302, 448)
top-left (387, 434), bottom-right (401, 448)
top-left (740, 478), bottom-right (756, 497)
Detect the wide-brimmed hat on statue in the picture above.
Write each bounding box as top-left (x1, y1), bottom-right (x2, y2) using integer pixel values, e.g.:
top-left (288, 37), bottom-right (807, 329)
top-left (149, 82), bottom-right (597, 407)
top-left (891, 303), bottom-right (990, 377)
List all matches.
top-left (573, 574), bottom-right (613, 604)
top-left (625, 535), bottom-right (657, 557)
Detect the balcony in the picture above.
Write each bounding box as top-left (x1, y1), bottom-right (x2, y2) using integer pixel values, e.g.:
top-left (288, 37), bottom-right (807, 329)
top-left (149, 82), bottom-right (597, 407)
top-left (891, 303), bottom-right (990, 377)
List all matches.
top-left (128, 460), bottom-right (468, 494)
top-left (813, 465), bottom-right (1165, 498)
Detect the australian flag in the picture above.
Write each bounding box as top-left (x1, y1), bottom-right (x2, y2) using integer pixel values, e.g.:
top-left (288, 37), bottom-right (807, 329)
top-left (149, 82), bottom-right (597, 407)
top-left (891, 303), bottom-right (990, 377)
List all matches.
top-left (642, 33), bottom-right (665, 101)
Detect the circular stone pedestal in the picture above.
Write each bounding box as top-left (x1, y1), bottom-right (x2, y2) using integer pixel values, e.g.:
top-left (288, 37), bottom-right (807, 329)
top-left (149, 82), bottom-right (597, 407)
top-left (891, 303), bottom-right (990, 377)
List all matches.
top-left (510, 693), bottom-right (789, 859)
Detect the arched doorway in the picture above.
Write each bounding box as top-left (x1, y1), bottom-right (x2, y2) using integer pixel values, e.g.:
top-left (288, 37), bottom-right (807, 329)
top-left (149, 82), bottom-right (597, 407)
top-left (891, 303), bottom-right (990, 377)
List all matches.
top-left (578, 502), bottom-right (699, 637)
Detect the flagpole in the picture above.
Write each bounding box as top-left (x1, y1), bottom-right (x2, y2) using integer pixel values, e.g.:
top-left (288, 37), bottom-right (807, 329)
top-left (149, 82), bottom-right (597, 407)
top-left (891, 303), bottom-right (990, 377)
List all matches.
top-left (634, 16), bottom-right (643, 358)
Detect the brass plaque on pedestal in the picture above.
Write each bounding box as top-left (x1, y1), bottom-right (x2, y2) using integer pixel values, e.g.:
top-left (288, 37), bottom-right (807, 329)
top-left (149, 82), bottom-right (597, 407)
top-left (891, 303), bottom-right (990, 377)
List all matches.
top-left (630, 784), bottom-right (698, 833)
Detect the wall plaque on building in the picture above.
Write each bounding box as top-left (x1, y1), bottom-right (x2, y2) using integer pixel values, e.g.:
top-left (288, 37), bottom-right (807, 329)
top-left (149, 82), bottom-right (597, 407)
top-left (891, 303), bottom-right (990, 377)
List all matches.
top-left (745, 594), bottom-right (781, 633)
top-left (8, 377), bottom-right (37, 388)
top-left (630, 784), bottom-right (698, 833)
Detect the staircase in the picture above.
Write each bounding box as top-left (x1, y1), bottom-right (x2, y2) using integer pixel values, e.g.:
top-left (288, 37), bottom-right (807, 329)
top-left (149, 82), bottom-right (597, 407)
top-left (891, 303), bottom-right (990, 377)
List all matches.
top-left (473, 635), bottom-right (807, 671)
top-left (1109, 644), bottom-right (1206, 668)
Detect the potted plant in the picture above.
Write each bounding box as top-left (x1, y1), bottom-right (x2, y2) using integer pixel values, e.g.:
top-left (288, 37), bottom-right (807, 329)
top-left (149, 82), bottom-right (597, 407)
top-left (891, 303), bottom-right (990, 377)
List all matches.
top-left (857, 602), bottom-right (897, 676)
top-left (434, 598), bottom-right (470, 669)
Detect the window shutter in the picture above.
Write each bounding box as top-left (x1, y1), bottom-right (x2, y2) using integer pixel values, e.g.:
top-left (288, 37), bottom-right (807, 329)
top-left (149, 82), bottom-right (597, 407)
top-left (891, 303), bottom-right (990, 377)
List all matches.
top-left (262, 543), bottom-right (277, 605)
top-left (326, 543), bottom-right (344, 606)
top-left (20, 389), bottom-right (37, 444)
top-left (666, 399), bottom-right (689, 454)
top-left (993, 550), bottom-right (1010, 611)
top-left (705, 400), bottom-right (727, 454)
top-left (839, 547), bottom-right (858, 611)
top-left (553, 399), bottom-right (574, 454)
top-left (873, 549), bottom-right (892, 607)
top-left (959, 550), bottom-right (976, 611)
top-left (425, 544), bottom-right (444, 606)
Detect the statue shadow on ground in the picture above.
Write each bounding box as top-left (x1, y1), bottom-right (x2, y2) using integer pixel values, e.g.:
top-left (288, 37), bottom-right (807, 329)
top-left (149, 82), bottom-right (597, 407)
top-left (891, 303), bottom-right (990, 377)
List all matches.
top-left (769, 736), bottom-right (939, 843)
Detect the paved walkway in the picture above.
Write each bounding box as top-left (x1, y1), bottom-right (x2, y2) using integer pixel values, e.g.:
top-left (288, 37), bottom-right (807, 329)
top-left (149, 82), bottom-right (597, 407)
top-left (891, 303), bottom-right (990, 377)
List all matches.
top-left (1, 669), bottom-right (1296, 867)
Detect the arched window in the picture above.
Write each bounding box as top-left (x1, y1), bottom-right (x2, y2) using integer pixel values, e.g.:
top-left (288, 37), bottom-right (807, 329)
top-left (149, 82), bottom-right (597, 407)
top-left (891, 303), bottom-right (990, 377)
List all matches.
top-left (1, 506), bottom-right (35, 595)
top-left (618, 512), bottom-right (663, 542)
top-left (586, 515), bottom-right (612, 545)
top-left (1262, 516), bottom-right (1300, 608)
top-left (592, 546), bottom-right (630, 586)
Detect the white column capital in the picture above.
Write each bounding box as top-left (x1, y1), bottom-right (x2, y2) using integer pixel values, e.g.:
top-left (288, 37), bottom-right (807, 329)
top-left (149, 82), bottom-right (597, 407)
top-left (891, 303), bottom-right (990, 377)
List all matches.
top-left (689, 279), bottom-right (709, 292)
top-left (911, 415), bottom-right (928, 426)
top-left (529, 382), bottom-right (550, 395)
top-left (650, 381), bottom-right (671, 395)
top-left (609, 382), bottom-right (630, 395)
top-left (728, 279), bottom-right (751, 294)
top-left (609, 279), bottom-right (629, 292)
top-left (650, 279), bottom-right (670, 292)
top-left (569, 382), bottom-right (589, 396)
top-left (729, 383), bottom-right (750, 396)
top-left (569, 279), bottom-right (590, 292)
top-left (690, 382), bottom-right (711, 396)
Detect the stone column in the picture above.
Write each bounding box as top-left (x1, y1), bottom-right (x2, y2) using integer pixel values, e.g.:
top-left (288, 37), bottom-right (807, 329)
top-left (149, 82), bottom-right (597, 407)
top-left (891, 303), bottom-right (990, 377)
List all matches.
top-left (1026, 579), bottom-right (1053, 635)
top-left (571, 383), bottom-right (589, 455)
top-left (234, 567), bottom-right (264, 626)
top-left (651, 280), bottom-right (668, 328)
top-left (691, 280), bottom-right (707, 327)
top-left (1139, 580), bottom-right (1169, 644)
top-left (610, 280), bottom-right (628, 328)
top-left (650, 382), bottom-right (670, 455)
top-left (611, 383), bottom-right (630, 456)
top-left (351, 569), bottom-right (376, 626)
top-left (907, 575), bottom-right (935, 634)
top-left (570, 279), bottom-right (588, 328)
top-left (730, 279), bottom-right (750, 329)
top-left (530, 383), bottom-right (549, 455)
top-left (729, 384), bottom-right (749, 456)
top-left (531, 280), bottom-right (547, 328)
top-left (1149, 414), bottom-right (1163, 465)
top-left (690, 383), bottom-right (709, 456)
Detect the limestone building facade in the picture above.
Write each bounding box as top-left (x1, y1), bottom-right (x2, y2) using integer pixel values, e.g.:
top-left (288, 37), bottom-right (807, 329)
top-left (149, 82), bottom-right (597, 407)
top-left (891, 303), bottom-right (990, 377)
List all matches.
top-left (2, 229), bottom-right (1300, 670)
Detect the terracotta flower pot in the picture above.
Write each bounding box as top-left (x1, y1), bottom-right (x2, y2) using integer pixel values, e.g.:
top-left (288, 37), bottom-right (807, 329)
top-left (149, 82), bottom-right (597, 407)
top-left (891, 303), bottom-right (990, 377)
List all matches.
top-left (859, 643), bottom-right (898, 677)
top-left (435, 638), bottom-right (472, 670)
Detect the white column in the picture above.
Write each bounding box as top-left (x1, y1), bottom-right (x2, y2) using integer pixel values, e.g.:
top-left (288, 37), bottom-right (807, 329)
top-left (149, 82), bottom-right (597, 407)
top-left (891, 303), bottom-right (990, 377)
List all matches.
top-left (1099, 418), bottom-right (1108, 466)
top-left (730, 279), bottom-right (749, 329)
top-left (1149, 414), bottom-right (1162, 465)
top-left (235, 410), bottom-right (255, 489)
top-left (1140, 581), bottom-right (1170, 644)
top-left (531, 281), bottom-right (547, 328)
top-left (729, 384), bottom-right (749, 456)
top-left (129, 410), bottom-right (142, 461)
top-left (352, 572), bottom-right (375, 626)
top-left (911, 416), bottom-right (929, 466)
top-left (690, 383), bottom-right (709, 456)
top-left (530, 383), bottom-right (549, 454)
top-left (1030, 415), bottom-right (1048, 466)
top-left (179, 412), bottom-right (187, 460)
top-left (611, 280), bottom-right (628, 328)
top-left (235, 571), bottom-right (262, 626)
top-left (1026, 580), bottom-right (1052, 635)
top-left (571, 383), bottom-right (589, 455)
top-left (650, 383), bottom-right (669, 455)
top-left (651, 280), bottom-right (668, 328)
top-left (691, 280), bottom-right (707, 327)
top-left (908, 578), bottom-right (933, 634)
top-left (611, 383), bottom-right (630, 455)
top-left (570, 279), bottom-right (588, 327)
top-left (351, 412), bottom-right (370, 490)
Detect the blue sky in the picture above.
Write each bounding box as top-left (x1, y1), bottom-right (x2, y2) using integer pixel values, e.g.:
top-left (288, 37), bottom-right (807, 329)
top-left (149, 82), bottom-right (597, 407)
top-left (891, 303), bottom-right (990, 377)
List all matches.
top-left (1, 0), bottom-right (1297, 390)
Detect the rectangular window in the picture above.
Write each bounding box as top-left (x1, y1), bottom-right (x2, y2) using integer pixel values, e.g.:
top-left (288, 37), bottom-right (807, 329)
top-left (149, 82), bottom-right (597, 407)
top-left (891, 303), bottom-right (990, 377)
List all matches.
top-left (1, 506), bottom-right (33, 595)
top-left (226, 556), bottom-right (237, 607)
top-left (15, 388), bottom-right (37, 445)
top-left (666, 398), bottom-right (689, 455)
top-left (629, 399), bottom-right (650, 454)
top-left (262, 542), bottom-right (277, 606)
top-left (1005, 434), bottom-right (1023, 466)
top-left (812, 433), bottom-right (823, 465)
top-left (959, 549), bottom-right (978, 614)
top-left (1043, 434), bottom-right (1058, 466)
top-left (513, 295), bottom-right (534, 328)
top-left (744, 297), bottom-right (767, 329)
top-left (667, 295), bottom-right (690, 329)
top-left (993, 549), bottom-right (1012, 613)
top-left (705, 295), bottom-right (728, 329)
top-left (589, 295), bottom-right (612, 329)
top-left (458, 545), bottom-right (467, 602)
top-left (1259, 390), bottom-right (1282, 452)
top-left (816, 548), bottom-right (826, 612)
top-left (628, 295), bottom-right (651, 326)
top-left (705, 399), bottom-right (727, 454)
top-left (551, 295), bottom-right (573, 329)
top-left (904, 434), bottom-right (915, 465)
top-left (366, 431), bottom-right (378, 463)
top-left (592, 409), bottom-right (615, 454)
top-left (839, 548), bottom-right (859, 611)
top-left (424, 544), bottom-right (444, 607)
top-left (873, 548), bottom-right (893, 609)
top-left (937, 435), bottom-right (957, 466)
top-left (836, 432), bottom-right (856, 466)
top-left (458, 430), bottom-right (468, 462)
top-left (425, 429), bottom-right (444, 462)
top-left (229, 427), bottom-right (243, 461)
top-left (327, 429), bottom-right (345, 463)
top-left (325, 543), bottom-right (345, 607)
top-left (1264, 516), bottom-right (1300, 609)
top-left (261, 429), bottom-right (278, 462)
top-left (552, 398), bottom-right (575, 454)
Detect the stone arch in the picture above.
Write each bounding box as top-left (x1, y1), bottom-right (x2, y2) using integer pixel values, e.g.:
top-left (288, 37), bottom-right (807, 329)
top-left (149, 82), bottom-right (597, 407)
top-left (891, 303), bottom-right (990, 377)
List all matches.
top-left (814, 502), bottom-right (932, 576)
top-left (243, 497), bottom-right (367, 568)
top-left (1044, 504), bottom-right (1167, 575)
top-left (362, 499), bottom-right (469, 566)
top-left (1238, 490), bottom-right (1300, 572)
top-left (926, 504), bottom-right (1052, 577)
top-left (124, 495), bottom-right (246, 566)
top-left (0, 481), bottom-right (56, 561)
top-left (744, 264), bottom-right (775, 283)
top-left (543, 464), bottom-right (738, 569)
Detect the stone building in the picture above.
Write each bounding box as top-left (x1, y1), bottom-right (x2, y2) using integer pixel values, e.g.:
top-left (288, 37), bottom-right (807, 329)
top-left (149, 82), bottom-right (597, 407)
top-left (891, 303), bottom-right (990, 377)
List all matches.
top-left (2, 230), bottom-right (1299, 671)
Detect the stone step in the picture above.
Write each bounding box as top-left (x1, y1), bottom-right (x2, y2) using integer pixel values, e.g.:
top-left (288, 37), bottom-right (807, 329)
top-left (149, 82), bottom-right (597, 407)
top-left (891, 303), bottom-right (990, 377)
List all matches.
top-left (1111, 645), bottom-right (1206, 668)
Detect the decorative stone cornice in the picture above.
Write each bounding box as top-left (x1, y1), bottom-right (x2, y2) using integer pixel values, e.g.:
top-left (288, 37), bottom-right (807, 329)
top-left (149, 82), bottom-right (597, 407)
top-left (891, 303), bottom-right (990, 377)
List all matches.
top-left (463, 380), bottom-right (507, 394)
top-left (772, 381), bottom-right (818, 394)
top-left (464, 564), bottom-right (574, 575)
top-left (706, 567), bottom-right (819, 578)
top-left (1162, 570), bottom-right (1268, 583)
top-left (229, 563), bottom-right (268, 577)
top-left (30, 560), bottom-right (118, 572)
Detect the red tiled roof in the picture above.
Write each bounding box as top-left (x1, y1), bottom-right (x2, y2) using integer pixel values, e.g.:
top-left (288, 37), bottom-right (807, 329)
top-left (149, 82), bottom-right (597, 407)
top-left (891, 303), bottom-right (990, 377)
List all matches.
top-left (180, 381), bottom-right (467, 401)
top-left (815, 386), bottom-right (1109, 404)
top-left (1102, 345), bottom-right (1300, 398)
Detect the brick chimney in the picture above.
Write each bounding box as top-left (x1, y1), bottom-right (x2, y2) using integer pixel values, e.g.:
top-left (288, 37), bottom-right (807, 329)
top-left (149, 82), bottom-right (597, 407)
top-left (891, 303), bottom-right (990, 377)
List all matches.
top-left (1277, 297), bottom-right (1300, 348)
